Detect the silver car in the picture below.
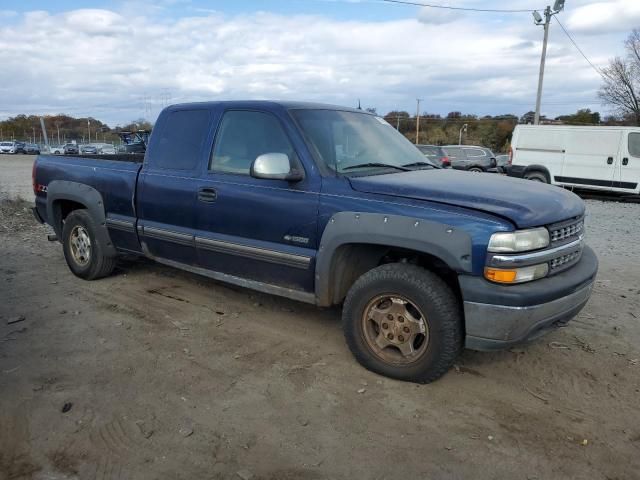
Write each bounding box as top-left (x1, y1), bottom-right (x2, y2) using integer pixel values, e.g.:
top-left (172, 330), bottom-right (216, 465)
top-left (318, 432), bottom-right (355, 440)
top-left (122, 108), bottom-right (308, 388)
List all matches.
top-left (441, 145), bottom-right (497, 172)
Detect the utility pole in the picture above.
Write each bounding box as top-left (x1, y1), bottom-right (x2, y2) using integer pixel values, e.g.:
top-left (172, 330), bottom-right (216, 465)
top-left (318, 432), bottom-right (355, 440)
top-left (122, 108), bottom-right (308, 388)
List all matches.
top-left (415, 98), bottom-right (422, 145)
top-left (533, 0), bottom-right (565, 125)
top-left (87, 120), bottom-right (91, 143)
top-left (32, 127), bottom-right (35, 144)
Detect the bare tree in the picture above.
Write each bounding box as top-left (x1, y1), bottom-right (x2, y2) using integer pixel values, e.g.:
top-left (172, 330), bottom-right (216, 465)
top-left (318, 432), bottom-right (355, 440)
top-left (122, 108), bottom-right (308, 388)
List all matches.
top-left (599, 29), bottom-right (640, 125)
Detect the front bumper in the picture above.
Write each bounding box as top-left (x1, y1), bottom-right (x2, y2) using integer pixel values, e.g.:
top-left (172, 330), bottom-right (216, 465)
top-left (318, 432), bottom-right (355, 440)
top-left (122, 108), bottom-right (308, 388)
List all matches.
top-left (461, 245), bottom-right (598, 350)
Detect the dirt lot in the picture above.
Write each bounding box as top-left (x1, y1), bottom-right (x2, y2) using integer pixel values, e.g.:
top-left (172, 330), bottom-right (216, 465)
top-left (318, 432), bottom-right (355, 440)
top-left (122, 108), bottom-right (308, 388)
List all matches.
top-left (1, 155), bottom-right (639, 479)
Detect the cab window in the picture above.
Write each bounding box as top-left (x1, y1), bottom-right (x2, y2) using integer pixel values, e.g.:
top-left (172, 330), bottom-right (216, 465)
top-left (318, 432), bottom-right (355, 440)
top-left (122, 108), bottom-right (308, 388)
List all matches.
top-left (210, 110), bottom-right (297, 175)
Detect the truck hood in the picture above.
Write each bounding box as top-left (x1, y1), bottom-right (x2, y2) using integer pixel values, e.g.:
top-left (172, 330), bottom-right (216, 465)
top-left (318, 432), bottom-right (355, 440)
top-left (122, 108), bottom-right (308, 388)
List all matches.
top-left (348, 169), bottom-right (585, 228)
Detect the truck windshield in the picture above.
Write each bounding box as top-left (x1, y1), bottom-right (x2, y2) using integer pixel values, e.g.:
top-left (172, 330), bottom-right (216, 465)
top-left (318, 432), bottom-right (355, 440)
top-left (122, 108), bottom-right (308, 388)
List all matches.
top-left (292, 109), bottom-right (435, 175)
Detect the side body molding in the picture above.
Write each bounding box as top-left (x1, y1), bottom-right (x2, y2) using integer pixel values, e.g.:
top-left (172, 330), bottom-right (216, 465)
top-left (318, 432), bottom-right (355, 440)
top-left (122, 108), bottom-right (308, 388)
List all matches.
top-left (315, 212), bottom-right (473, 306)
top-left (46, 180), bottom-right (118, 257)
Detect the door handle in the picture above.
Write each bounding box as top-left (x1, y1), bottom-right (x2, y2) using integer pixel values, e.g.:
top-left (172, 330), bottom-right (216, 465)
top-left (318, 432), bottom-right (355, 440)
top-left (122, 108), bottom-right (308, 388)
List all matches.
top-left (607, 156), bottom-right (613, 165)
top-left (198, 188), bottom-right (217, 202)
top-left (622, 157), bottom-right (629, 166)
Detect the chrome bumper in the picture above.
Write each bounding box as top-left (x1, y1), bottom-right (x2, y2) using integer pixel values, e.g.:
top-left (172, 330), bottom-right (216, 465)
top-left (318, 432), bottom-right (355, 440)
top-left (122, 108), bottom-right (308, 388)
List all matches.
top-left (464, 280), bottom-right (593, 351)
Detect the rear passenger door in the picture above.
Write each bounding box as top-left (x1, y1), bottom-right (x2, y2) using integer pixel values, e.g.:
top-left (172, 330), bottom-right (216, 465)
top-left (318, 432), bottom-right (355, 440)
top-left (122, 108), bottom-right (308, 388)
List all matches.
top-left (462, 147), bottom-right (487, 168)
top-left (194, 109), bottom-right (320, 293)
top-left (137, 108), bottom-right (214, 265)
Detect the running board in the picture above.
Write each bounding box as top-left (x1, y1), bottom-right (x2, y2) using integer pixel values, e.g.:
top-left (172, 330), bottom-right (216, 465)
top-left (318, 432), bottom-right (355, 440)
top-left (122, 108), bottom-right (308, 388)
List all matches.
top-left (153, 256), bottom-right (317, 305)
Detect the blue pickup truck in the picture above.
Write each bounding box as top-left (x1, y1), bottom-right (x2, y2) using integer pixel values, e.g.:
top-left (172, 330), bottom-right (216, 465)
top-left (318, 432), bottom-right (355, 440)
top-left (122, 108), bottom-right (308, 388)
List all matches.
top-left (32, 101), bottom-right (598, 383)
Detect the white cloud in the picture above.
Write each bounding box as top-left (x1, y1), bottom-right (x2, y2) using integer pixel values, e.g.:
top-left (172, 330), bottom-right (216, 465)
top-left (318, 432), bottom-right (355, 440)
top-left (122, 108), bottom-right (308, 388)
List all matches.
top-left (0, 5), bottom-right (627, 125)
top-left (417, 7), bottom-right (460, 25)
top-left (566, 0), bottom-right (640, 34)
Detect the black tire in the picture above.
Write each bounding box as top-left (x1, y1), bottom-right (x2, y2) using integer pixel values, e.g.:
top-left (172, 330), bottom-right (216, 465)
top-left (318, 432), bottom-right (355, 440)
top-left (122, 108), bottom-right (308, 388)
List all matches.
top-left (524, 171), bottom-right (548, 183)
top-left (342, 263), bottom-right (463, 383)
top-left (62, 209), bottom-right (117, 280)
top-left (468, 166), bottom-right (483, 173)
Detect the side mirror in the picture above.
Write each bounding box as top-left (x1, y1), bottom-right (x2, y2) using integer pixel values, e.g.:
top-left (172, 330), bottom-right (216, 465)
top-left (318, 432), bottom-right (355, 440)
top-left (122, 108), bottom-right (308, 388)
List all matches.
top-left (250, 153), bottom-right (303, 182)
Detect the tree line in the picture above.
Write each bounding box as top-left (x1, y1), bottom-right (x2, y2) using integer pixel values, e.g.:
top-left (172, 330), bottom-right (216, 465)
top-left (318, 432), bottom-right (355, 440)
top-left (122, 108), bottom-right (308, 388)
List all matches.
top-left (0, 114), bottom-right (153, 145)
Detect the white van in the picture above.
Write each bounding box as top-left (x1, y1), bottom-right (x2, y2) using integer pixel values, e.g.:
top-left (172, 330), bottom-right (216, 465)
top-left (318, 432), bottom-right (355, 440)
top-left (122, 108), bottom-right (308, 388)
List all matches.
top-left (508, 125), bottom-right (640, 194)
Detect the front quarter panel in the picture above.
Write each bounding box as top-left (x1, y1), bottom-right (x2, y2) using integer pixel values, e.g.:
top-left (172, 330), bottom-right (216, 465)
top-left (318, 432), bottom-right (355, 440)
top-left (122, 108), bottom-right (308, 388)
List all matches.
top-left (315, 178), bottom-right (513, 305)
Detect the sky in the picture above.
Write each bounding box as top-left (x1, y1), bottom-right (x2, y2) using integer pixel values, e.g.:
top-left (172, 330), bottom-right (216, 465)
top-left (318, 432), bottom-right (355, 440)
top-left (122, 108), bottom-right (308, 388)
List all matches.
top-left (0, 0), bottom-right (637, 126)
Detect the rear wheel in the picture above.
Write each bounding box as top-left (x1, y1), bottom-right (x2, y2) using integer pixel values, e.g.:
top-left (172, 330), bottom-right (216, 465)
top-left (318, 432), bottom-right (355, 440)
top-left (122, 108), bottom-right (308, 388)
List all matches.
top-left (468, 167), bottom-right (483, 173)
top-left (524, 171), bottom-right (548, 183)
top-left (62, 209), bottom-right (117, 280)
top-left (342, 263), bottom-right (463, 383)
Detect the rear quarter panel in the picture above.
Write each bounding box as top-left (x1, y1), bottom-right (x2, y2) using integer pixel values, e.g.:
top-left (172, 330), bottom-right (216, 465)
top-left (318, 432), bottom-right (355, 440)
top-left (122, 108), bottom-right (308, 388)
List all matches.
top-left (35, 155), bottom-right (142, 250)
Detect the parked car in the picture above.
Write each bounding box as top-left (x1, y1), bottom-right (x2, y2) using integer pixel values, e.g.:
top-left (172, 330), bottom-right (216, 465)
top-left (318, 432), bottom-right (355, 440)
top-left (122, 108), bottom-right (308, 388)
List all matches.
top-left (508, 125), bottom-right (640, 194)
top-left (98, 144), bottom-right (116, 155)
top-left (32, 101), bottom-right (597, 384)
top-left (0, 141), bottom-right (26, 154)
top-left (416, 145), bottom-right (451, 168)
top-left (50, 145), bottom-right (64, 155)
top-left (63, 144), bottom-right (79, 155)
top-left (80, 145), bottom-right (98, 155)
top-left (117, 131), bottom-right (150, 154)
top-left (24, 143), bottom-right (41, 155)
top-left (442, 145), bottom-right (497, 172)
top-left (0, 141), bottom-right (17, 153)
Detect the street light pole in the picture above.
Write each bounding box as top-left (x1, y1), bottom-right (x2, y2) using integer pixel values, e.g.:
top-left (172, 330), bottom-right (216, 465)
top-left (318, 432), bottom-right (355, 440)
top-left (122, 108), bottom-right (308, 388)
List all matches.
top-left (459, 123), bottom-right (468, 145)
top-left (533, 1), bottom-right (565, 125)
top-left (87, 120), bottom-right (91, 143)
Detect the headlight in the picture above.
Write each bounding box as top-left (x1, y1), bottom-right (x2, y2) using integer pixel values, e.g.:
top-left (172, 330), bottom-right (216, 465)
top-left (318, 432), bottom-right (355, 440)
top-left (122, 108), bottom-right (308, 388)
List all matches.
top-left (488, 227), bottom-right (549, 253)
top-left (485, 263), bottom-right (549, 284)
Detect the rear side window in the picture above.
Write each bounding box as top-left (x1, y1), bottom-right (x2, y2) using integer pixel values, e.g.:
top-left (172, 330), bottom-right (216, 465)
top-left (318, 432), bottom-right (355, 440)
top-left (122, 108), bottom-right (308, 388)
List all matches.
top-left (210, 110), bottom-right (297, 175)
top-left (464, 148), bottom-right (486, 158)
top-left (629, 132), bottom-right (640, 157)
top-left (154, 109), bottom-right (211, 170)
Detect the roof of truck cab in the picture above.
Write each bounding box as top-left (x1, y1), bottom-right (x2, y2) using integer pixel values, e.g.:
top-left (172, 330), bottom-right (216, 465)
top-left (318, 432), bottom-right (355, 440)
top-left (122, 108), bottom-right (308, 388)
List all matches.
top-left (163, 100), bottom-right (370, 114)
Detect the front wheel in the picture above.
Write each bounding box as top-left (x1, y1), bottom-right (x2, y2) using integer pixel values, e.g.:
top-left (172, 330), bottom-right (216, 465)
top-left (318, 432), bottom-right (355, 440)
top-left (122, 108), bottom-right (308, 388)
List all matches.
top-left (468, 167), bottom-right (483, 173)
top-left (62, 209), bottom-right (117, 280)
top-left (342, 264), bottom-right (463, 383)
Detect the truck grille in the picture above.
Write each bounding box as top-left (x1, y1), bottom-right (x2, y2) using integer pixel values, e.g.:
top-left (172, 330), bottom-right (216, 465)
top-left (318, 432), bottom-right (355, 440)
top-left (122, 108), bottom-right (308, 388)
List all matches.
top-left (549, 218), bottom-right (584, 244)
top-left (549, 249), bottom-right (582, 273)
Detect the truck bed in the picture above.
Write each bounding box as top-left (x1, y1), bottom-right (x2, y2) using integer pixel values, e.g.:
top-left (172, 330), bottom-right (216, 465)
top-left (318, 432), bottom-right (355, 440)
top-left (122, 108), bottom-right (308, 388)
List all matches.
top-left (34, 154), bottom-right (144, 241)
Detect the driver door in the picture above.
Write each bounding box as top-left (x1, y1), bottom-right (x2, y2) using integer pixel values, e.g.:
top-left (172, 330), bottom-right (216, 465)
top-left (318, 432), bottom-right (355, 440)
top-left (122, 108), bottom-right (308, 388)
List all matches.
top-left (194, 109), bottom-right (320, 293)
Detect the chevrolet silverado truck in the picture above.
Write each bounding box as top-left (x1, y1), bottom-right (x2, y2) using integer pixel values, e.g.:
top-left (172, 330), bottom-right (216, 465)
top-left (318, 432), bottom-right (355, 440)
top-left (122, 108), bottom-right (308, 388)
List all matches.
top-left (32, 101), bottom-right (598, 383)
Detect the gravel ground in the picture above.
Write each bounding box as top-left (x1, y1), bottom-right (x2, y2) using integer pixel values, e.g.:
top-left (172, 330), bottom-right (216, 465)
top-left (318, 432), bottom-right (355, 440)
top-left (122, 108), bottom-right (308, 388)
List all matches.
top-left (1, 157), bottom-right (639, 479)
top-left (0, 154), bottom-right (36, 201)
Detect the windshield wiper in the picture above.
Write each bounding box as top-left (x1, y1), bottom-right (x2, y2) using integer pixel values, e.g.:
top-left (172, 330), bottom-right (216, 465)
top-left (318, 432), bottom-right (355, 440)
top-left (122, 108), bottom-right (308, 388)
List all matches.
top-left (342, 163), bottom-right (410, 172)
top-left (401, 161), bottom-right (439, 169)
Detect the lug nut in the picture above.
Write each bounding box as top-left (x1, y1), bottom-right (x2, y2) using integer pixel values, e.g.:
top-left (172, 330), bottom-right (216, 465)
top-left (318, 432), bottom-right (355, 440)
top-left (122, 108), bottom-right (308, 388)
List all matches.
top-left (398, 335), bottom-right (404, 342)
top-left (398, 316), bottom-right (404, 322)
top-left (382, 323), bottom-right (388, 329)
top-left (387, 333), bottom-right (394, 340)
top-left (403, 327), bottom-right (410, 333)
top-left (387, 314), bottom-right (394, 320)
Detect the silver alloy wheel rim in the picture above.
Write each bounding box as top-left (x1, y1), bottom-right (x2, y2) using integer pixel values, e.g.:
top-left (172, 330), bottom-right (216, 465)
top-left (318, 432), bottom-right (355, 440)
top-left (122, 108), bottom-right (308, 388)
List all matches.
top-left (69, 225), bottom-right (91, 266)
top-left (361, 294), bottom-right (430, 365)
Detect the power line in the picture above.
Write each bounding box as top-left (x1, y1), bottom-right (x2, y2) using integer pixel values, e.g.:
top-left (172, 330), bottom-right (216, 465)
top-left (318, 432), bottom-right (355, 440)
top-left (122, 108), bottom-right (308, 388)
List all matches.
top-left (381, 0), bottom-right (539, 13)
top-left (553, 16), bottom-right (604, 78)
